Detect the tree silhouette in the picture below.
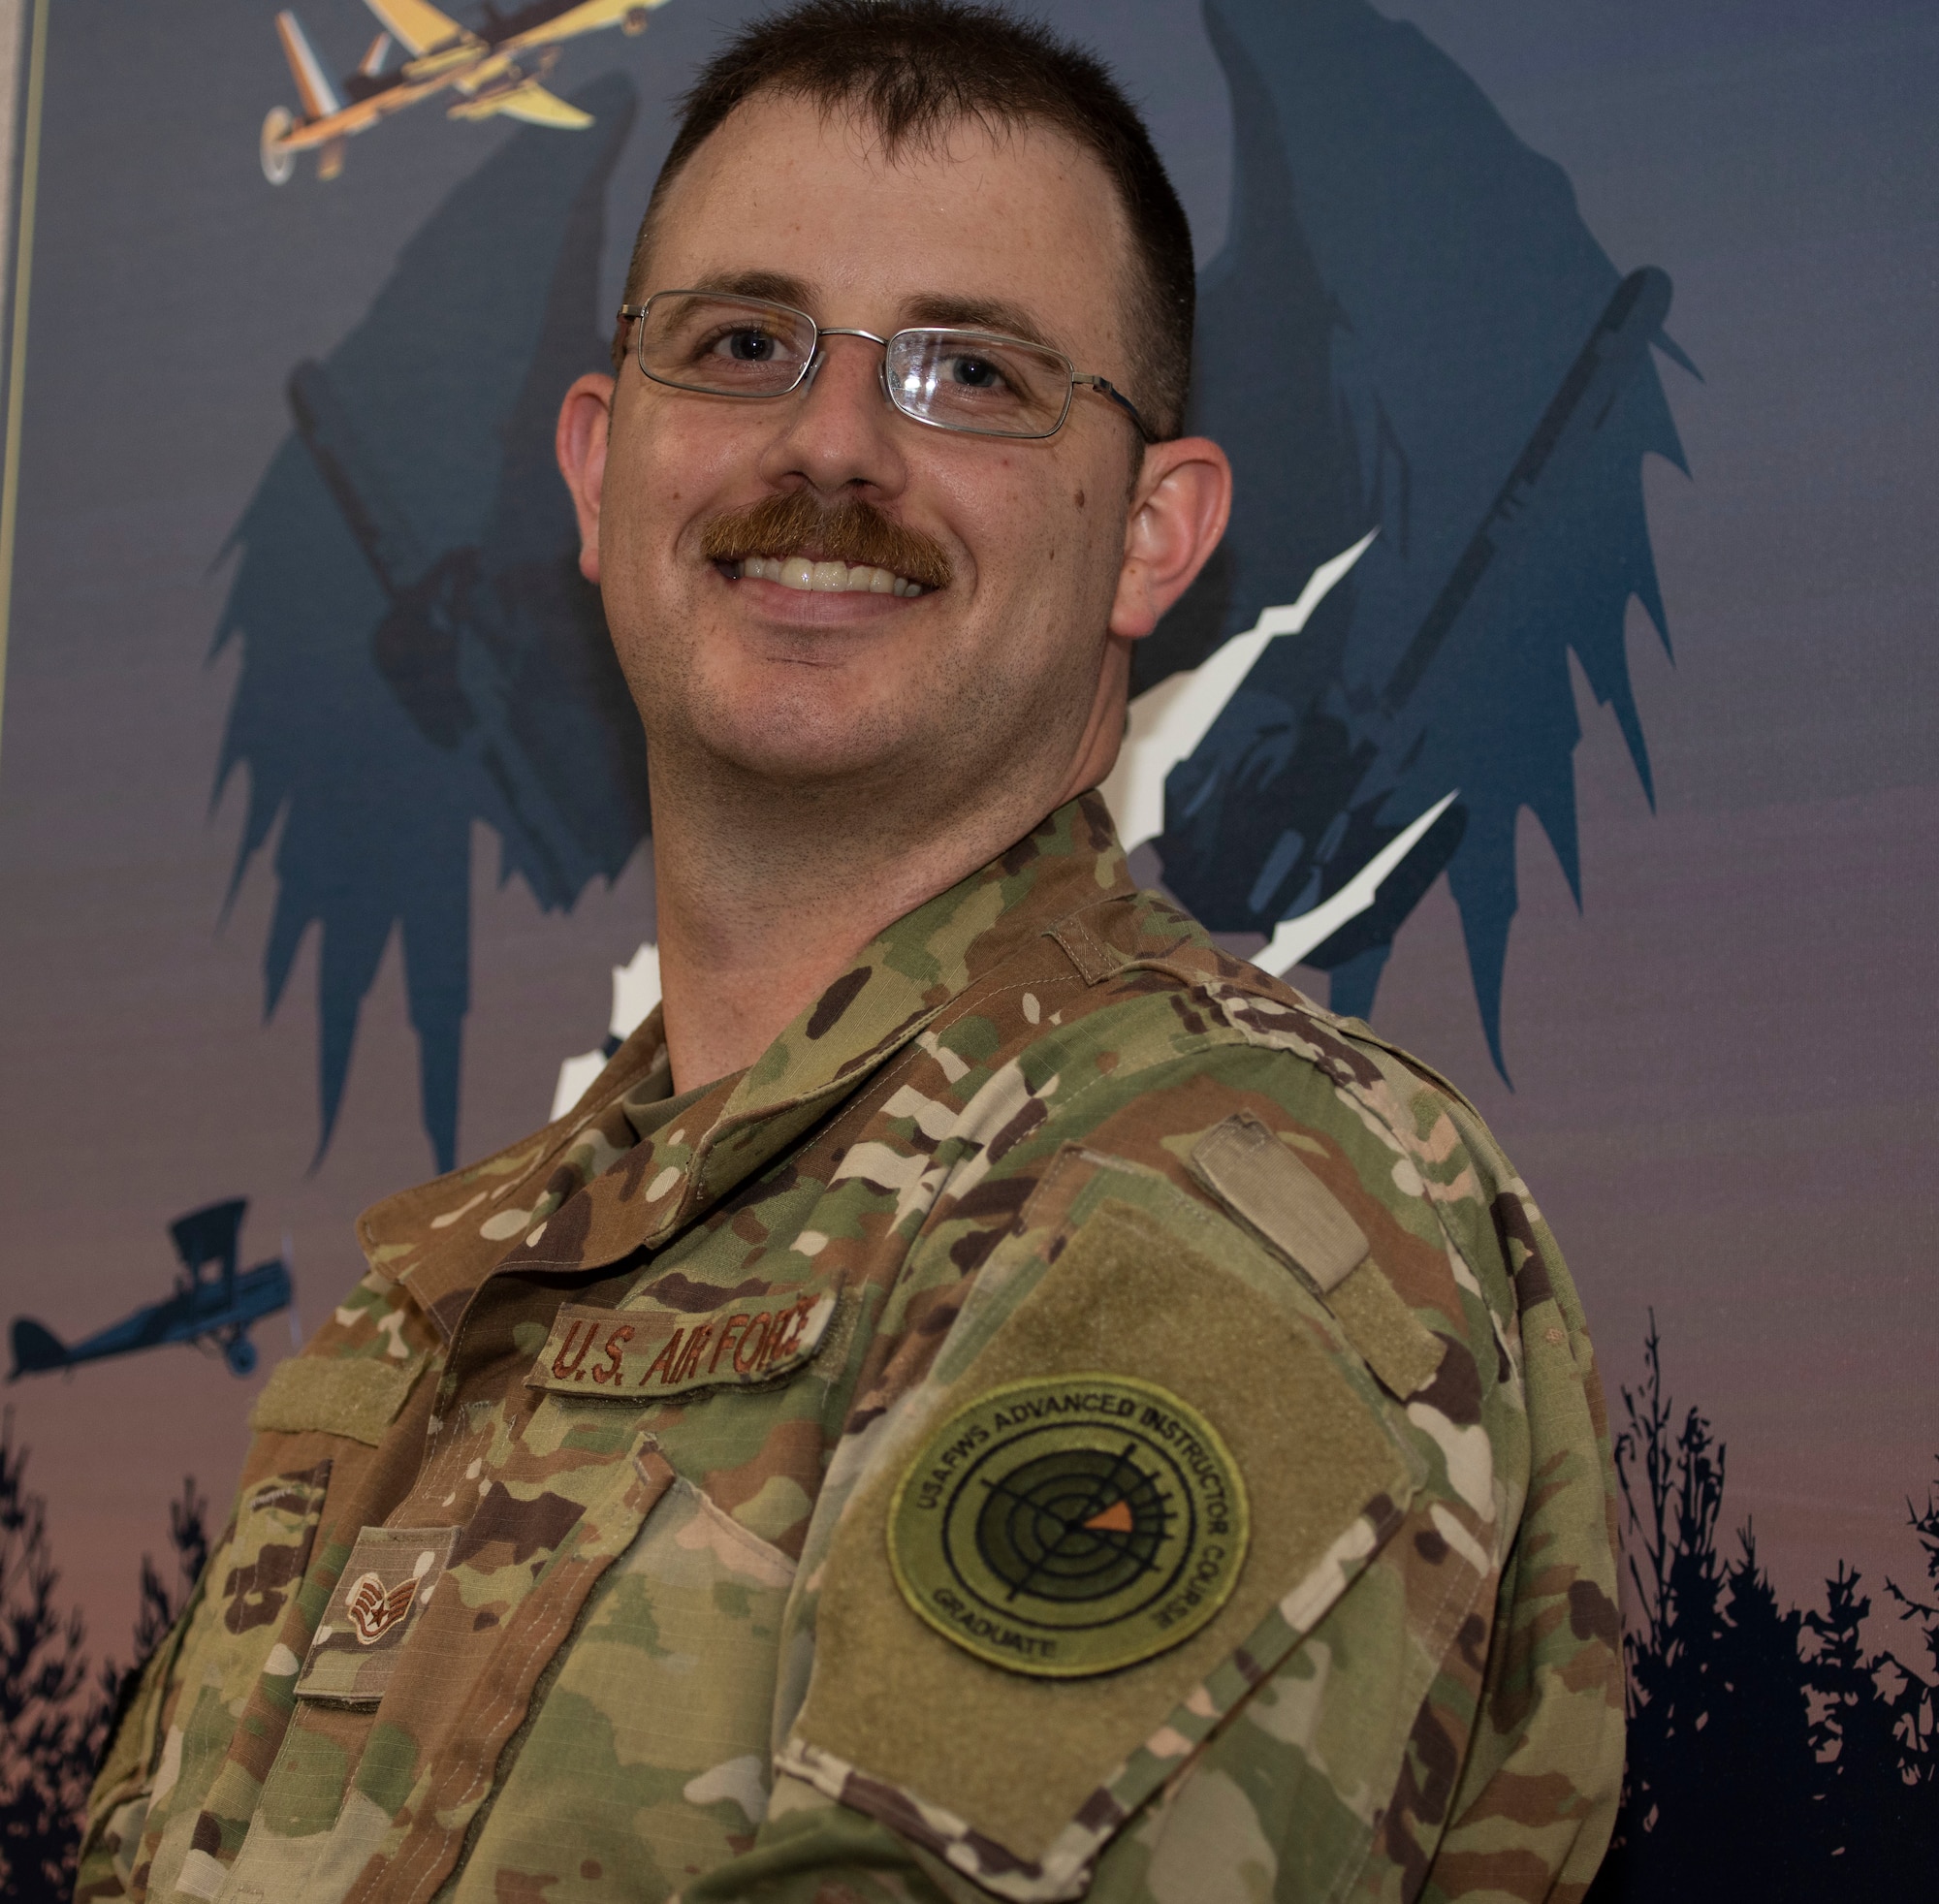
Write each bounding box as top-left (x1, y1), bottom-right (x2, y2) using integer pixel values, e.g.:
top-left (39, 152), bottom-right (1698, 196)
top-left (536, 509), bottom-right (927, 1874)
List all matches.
top-left (0, 1418), bottom-right (207, 1902)
top-left (1591, 1318), bottom-right (1826, 1897)
top-left (1591, 1321), bottom-right (1939, 1898)
top-left (1801, 1486), bottom-right (1939, 1879)
top-left (1883, 1472), bottom-right (1939, 1787)
top-left (0, 1411), bottom-right (108, 1899)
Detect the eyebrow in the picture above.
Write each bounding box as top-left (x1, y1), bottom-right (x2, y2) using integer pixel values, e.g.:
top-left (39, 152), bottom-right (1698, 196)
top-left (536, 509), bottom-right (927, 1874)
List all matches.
top-left (695, 269), bottom-right (814, 307)
top-left (684, 272), bottom-right (1061, 354)
top-left (899, 295), bottom-right (1057, 352)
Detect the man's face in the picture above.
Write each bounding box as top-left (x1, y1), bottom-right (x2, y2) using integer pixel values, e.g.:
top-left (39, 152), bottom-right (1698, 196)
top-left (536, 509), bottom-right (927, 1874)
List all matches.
top-left (586, 95), bottom-right (1159, 817)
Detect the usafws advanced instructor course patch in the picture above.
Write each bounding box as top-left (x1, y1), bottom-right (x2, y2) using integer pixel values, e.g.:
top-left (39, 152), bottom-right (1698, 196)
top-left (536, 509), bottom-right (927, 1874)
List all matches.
top-left (889, 1374), bottom-right (1249, 1677)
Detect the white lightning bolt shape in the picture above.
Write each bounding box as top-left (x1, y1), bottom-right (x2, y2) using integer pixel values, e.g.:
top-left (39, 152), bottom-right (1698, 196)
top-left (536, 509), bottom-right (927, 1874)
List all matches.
top-left (1097, 526), bottom-right (1380, 853)
top-left (1094, 528), bottom-right (1458, 981)
top-left (1257, 788), bottom-right (1459, 976)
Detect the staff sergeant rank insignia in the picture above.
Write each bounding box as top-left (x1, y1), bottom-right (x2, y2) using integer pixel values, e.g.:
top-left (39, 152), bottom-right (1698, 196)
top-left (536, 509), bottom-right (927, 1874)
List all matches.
top-left (889, 1374), bottom-right (1250, 1677)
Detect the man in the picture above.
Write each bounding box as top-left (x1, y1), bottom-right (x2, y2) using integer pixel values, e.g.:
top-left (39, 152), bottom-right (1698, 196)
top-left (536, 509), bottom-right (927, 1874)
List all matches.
top-left (80, 5), bottom-right (1622, 1900)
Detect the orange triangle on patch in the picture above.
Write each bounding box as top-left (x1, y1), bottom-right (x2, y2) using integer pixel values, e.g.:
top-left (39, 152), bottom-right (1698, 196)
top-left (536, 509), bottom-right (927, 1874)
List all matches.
top-left (1084, 1499), bottom-right (1135, 1535)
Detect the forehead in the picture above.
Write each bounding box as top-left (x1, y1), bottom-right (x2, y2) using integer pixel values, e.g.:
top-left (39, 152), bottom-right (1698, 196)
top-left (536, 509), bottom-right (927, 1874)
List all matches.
top-left (650, 93), bottom-right (1133, 364)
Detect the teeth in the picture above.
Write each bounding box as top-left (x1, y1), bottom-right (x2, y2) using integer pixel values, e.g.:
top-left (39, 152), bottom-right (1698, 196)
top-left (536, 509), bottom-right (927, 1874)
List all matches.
top-left (739, 554), bottom-right (924, 597)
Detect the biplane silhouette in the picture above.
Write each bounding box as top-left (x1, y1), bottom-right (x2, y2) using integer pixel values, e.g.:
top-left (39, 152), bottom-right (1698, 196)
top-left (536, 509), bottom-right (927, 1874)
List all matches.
top-left (8, 1199), bottom-right (293, 1380)
top-left (263, 0), bottom-right (664, 182)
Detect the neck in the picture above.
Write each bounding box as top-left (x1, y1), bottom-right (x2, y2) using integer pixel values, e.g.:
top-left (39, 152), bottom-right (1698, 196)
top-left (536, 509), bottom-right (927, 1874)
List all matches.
top-left (649, 651), bottom-right (1130, 1094)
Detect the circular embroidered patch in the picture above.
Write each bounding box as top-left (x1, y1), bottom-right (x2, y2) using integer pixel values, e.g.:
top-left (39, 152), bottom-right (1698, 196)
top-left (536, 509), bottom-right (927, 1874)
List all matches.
top-left (888, 1374), bottom-right (1250, 1678)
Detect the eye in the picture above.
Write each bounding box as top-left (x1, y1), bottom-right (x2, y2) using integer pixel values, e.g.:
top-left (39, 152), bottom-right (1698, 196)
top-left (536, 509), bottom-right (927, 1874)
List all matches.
top-left (711, 326), bottom-right (780, 363)
top-left (944, 353), bottom-right (1008, 391)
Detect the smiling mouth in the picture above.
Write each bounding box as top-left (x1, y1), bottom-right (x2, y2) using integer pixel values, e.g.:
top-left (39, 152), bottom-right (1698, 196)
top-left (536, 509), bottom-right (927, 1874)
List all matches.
top-left (723, 554), bottom-right (930, 597)
top-left (700, 493), bottom-right (952, 597)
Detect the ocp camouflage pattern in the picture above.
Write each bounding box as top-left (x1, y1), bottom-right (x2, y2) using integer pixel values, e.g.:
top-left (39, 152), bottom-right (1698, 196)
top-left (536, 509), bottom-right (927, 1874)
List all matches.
top-left (79, 792), bottom-right (1622, 1903)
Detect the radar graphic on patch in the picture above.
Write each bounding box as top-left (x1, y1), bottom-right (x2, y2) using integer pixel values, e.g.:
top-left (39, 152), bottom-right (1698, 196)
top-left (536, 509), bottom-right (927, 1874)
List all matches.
top-left (889, 1375), bottom-right (1249, 1677)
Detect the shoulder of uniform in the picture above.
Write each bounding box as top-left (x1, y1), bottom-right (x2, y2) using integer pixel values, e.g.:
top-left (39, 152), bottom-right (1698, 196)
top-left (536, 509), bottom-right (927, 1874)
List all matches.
top-left (1043, 887), bottom-right (1506, 1179)
top-left (785, 1100), bottom-right (1486, 1899)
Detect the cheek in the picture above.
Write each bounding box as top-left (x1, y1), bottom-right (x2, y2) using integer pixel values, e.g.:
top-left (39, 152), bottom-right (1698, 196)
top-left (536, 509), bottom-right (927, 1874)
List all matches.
top-left (937, 454), bottom-right (1094, 583)
top-left (609, 409), bottom-right (744, 561)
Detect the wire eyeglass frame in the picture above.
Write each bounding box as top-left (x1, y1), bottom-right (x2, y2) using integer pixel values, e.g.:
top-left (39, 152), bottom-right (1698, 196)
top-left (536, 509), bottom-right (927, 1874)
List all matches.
top-left (617, 290), bottom-right (1157, 444)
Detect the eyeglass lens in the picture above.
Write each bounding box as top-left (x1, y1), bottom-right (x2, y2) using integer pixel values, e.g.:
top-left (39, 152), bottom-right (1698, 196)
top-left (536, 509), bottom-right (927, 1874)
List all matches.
top-left (636, 293), bottom-right (1075, 438)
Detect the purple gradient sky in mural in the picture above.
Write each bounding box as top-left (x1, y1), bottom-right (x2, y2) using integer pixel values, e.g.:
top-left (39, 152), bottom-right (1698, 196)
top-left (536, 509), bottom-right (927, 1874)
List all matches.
top-left (1369, 0), bottom-right (1939, 1647)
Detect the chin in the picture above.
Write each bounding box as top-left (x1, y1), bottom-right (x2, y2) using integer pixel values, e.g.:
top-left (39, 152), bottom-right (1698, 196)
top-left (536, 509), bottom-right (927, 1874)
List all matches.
top-left (700, 704), bottom-right (916, 789)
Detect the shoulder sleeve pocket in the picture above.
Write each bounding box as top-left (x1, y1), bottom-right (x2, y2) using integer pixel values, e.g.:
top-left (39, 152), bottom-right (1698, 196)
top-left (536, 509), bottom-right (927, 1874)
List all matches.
top-left (778, 1165), bottom-right (1425, 1902)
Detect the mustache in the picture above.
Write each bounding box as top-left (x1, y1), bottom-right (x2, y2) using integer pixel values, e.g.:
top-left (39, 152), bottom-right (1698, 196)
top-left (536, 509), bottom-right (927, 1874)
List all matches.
top-left (699, 492), bottom-right (953, 591)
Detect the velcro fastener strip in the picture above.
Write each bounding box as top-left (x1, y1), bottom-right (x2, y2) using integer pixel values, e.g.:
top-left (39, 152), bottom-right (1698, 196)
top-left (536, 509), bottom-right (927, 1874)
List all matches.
top-left (249, 1354), bottom-right (421, 1446)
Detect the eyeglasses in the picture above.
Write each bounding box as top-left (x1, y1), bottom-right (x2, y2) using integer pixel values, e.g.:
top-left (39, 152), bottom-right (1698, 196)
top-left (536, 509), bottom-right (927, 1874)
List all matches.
top-left (618, 290), bottom-right (1156, 443)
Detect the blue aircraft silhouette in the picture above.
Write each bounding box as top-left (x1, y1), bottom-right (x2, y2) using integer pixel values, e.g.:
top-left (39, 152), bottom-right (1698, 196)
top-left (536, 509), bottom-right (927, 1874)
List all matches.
top-left (9, 1199), bottom-right (293, 1380)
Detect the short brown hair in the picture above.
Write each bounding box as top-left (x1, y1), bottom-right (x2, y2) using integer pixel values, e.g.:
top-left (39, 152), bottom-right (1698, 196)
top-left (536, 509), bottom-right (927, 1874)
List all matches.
top-left (620, 0), bottom-right (1194, 439)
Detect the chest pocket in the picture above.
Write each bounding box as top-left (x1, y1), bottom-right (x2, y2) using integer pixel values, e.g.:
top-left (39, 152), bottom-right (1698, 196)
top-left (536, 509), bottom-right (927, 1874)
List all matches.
top-left (450, 1472), bottom-right (797, 1903)
top-left (779, 1153), bottom-right (1427, 1902)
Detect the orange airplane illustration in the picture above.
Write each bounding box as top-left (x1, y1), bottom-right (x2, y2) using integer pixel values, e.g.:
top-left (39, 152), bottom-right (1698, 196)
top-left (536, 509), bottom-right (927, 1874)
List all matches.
top-left (262, 0), bottom-right (668, 183)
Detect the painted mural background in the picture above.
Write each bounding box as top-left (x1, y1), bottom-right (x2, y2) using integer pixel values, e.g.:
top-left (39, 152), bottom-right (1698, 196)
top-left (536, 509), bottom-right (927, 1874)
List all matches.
top-left (0, 0), bottom-right (1932, 1891)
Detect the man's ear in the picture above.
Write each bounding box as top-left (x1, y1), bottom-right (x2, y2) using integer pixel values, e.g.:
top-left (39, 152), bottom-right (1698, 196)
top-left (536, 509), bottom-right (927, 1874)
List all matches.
top-left (1108, 436), bottom-right (1234, 641)
top-left (556, 373), bottom-right (617, 585)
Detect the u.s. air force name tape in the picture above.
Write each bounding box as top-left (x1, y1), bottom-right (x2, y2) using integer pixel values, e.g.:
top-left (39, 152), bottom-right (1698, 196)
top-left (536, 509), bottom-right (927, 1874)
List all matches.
top-left (525, 1290), bottom-right (836, 1400)
top-left (889, 1374), bottom-right (1250, 1678)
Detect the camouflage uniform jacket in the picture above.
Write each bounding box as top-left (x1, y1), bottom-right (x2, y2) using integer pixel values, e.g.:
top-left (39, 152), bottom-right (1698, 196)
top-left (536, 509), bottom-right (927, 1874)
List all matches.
top-left (80, 792), bottom-right (1622, 1904)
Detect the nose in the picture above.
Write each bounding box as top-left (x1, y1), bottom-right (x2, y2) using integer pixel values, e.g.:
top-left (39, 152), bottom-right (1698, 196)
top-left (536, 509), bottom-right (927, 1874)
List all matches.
top-left (755, 330), bottom-right (907, 500)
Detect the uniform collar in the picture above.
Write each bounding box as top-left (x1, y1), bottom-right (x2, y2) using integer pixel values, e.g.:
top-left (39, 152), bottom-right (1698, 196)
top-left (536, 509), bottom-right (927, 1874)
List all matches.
top-left (359, 792), bottom-right (1133, 1338)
